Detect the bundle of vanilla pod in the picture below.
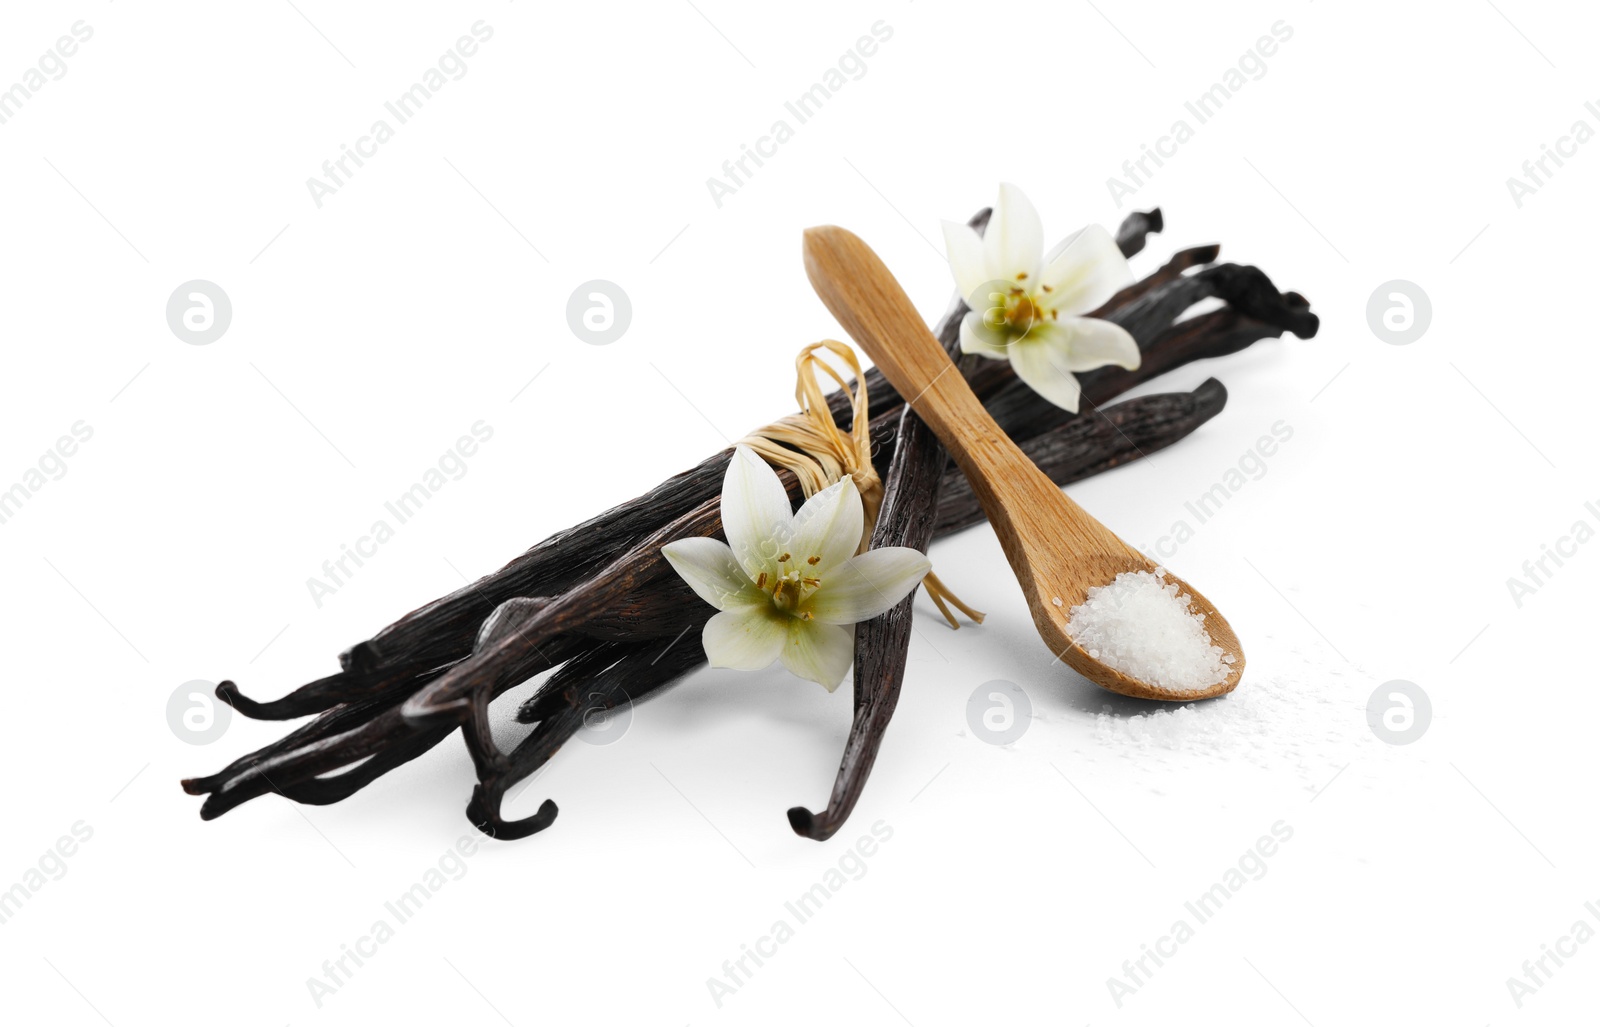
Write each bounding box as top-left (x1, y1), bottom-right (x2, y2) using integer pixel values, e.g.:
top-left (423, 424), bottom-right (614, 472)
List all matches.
top-left (183, 204), bottom-right (1318, 842)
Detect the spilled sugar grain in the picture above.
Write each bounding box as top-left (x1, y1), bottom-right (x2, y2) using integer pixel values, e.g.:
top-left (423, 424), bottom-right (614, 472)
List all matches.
top-left (1088, 637), bottom-right (1377, 788)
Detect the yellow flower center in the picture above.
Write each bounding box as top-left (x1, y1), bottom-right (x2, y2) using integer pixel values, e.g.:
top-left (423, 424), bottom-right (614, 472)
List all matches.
top-left (756, 552), bottom-right (824, 619)
top-left (981, 282), bottom-right (1059, 340)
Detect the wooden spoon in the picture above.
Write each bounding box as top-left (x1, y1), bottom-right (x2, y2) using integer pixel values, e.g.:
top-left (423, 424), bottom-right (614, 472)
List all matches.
top-left (803, 225), bottom-right (1243, 701)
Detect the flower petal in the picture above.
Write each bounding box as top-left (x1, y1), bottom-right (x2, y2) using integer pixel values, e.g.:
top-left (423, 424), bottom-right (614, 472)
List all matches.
top-left (662, 537), bottom-right (766, 610)
top-left (1007, 334), bottom-right (1083, 412)
top-left (983, 182), bottom-right (1043, 285)
top-left (721, 445), bottom-right (793, 579)
top-left (783, 476), bottom-right (863, 573)
top-left (702, 607), bottom-right (788, 671)
top-left (1038, 224), bottom-right (1135, 316)
top-left (941, 220), bottom-right (989, 302)
top-left (780, 620), bottom-right (855, 691)
top-left (959, 310), bottom-right (1012, 360)
top-left (806, 547), bottom-right (933, 625)
top-left (1054, 317), bottom-right (1142, 373)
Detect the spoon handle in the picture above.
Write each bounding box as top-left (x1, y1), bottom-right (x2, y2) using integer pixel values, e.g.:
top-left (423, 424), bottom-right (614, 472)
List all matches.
top-left (803, 225), bottom-right (1002, 454)
top-left (802, 225), bottom-right (1103, 543)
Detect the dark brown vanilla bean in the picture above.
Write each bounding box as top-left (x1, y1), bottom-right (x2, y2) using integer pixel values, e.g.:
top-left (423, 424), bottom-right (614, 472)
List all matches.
top-left (1115, 208), bottom-right (1164, 257)
top-left (186, 634), bottom-right (591, 820)
top-left (275, 724), bottom-right (456, 807)
top-left (182, 380), bottom-right (1231, 828)
top-left (784, 228), bottom-right (981, 841)
top-left (787, 402), bottom-right (947, 840)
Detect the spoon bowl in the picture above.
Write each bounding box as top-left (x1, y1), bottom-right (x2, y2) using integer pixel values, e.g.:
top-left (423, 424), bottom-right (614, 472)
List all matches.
top-left (803, 224), bottom-right (1243, 701)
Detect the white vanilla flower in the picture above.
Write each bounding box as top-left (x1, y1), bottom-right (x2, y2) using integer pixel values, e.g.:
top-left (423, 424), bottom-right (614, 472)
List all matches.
top-left (942, 182), bottom-right (1141, 412)
top-left (662, 446), bottom-right (932, 691)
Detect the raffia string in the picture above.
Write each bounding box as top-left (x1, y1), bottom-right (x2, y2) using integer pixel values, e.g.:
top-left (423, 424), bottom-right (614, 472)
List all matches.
top-left (739, 340), bottom-right (984, 629)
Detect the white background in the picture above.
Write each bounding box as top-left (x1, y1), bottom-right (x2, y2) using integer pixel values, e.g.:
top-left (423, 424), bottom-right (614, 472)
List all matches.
top-left (1, 1), bottom-right (1595, 1023)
